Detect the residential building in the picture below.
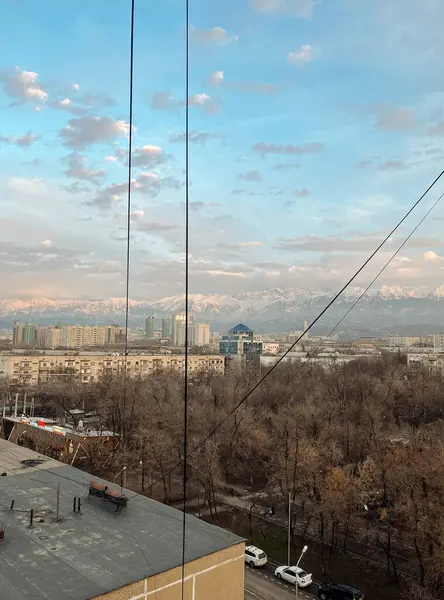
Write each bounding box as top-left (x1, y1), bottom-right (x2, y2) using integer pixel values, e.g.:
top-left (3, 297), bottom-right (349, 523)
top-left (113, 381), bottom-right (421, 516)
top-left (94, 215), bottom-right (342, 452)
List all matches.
top-left (0, 352), bottom-right (225, 385)
top-left (286, 322), bottom-right (309, 344)
top-left (388, 335), bottom-right (434, 347)
top-left (162, 317), bottom-right (172, 339)
top-left (0, 438), bottom-right (245, 600)
top-left (23, 323), bottom-right (37, 345)
top-left (13, 322), bottom-right (37, 347)
top-left (190, 323), bottom-right (210, 346)
top-left (433, 333), bottom-right (444, 350)
top-left (407, 352), bottom-right (444, 372)
top-left (172, 312), bottom-right (193, 347)
top-left (145, 316), bottom-right (155, 338)
top-left (262, 342), bottom-right (280, 355)
top-left (12, 322), bottom-right (24, 346)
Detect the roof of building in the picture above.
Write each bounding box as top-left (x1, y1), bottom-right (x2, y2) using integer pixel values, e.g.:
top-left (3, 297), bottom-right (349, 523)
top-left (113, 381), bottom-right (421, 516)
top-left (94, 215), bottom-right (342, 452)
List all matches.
top-left (0, 439), bottom-right (243, 600)
top-left (228, 323), bottom-right (253, 334)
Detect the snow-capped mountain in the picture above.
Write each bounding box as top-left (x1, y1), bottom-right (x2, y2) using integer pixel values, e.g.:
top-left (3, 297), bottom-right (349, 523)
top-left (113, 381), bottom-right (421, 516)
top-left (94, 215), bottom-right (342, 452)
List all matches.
top-left (2, 285), bottom-right (444, 335)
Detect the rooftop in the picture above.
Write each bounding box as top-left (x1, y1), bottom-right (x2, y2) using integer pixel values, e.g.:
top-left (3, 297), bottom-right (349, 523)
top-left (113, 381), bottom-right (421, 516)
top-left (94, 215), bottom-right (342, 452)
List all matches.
top-left (0, 439), bottom-right (243, 600)
top-left (228, 323), bottom-right (253, 334)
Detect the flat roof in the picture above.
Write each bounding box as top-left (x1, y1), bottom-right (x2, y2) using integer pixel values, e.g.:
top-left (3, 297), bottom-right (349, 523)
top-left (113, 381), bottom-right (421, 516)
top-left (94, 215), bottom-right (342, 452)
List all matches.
top-left (3, 416), bottom-right (117, 438)
top-left (0, 439), bottom-right (243, 600)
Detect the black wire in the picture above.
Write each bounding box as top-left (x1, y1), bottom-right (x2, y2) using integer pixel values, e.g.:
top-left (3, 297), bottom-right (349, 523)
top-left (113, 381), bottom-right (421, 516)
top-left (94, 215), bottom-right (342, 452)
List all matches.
top-left (181, 0), bottom-right (190, 597)
top-left (122, 0), bottom-right (136, 478)
top-left (311, 190), bottom-right (444, 356)
top-left (128, 170), bottom-right (443, 502)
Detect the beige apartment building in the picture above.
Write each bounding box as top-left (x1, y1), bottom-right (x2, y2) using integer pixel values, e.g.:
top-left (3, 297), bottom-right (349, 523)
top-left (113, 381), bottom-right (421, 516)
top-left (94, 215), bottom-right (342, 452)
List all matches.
top-left (15, 324), bottom-right (126, 349)
top-left (0, 353), bottom-right (225, 385)
top-left (0, 439), bottom-right (245, 600)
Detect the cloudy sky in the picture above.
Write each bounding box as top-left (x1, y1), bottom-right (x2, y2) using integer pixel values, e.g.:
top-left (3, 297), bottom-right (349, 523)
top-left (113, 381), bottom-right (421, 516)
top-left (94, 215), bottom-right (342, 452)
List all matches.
top-left (1, 0), bottom-right (444, 301)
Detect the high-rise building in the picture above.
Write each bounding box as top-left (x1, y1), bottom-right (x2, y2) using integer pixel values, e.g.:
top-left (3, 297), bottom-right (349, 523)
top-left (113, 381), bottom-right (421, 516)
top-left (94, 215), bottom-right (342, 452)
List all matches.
top-left (22, 323), bottom-right (37, 346)
top-left (190, 323), bottom-right (210, 346)
top-left (12, 322), bottom-right (24, 347)
top-left (145, 317), bottom-right (155, 339)
top-left (172, 312), bottom-right (193, 347)
top-left (161, 317), bottom-right (172, 339)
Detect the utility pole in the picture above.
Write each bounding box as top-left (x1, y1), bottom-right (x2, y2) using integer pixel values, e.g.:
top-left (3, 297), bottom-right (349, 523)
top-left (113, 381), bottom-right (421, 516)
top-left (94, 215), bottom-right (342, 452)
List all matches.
top-left (287, 492), bottom-right (292, 566)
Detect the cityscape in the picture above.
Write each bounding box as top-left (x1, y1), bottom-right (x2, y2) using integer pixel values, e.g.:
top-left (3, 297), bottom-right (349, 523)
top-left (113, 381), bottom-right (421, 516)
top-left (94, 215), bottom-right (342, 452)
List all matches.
top-left (1, 1), bottom-right (444, 600)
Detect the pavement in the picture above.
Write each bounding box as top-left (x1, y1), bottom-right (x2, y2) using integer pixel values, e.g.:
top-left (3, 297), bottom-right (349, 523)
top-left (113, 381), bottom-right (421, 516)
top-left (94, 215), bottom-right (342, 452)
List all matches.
top-left (244, 561), bottom-right (319, 600)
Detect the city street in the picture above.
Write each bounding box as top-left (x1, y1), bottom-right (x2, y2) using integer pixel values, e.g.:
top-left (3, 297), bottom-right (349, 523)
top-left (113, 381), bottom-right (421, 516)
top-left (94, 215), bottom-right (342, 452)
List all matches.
top-left (245, 563), bottom-right (318, 600)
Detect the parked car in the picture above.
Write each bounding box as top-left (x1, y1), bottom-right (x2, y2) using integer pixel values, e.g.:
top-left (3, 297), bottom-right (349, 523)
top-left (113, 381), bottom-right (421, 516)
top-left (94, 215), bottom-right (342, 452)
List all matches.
top-left (274, 565), bottom-right (312, 588)
top-left (318, 582), bottom-right (364, 600)
top-left (244, 545), bottom-right (267, 568)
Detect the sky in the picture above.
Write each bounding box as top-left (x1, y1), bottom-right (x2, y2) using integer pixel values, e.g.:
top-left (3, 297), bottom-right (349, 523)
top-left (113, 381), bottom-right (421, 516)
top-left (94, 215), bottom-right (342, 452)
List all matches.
top-left (1, 0), bottom-right (444, 301)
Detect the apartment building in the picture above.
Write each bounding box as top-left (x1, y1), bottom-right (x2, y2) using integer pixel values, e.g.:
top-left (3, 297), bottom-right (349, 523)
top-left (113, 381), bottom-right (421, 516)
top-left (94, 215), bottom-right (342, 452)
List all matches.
top-left (13, 323), bottom-right (125, 349)
top-left (190, 323), bottom-right (210, 346)
top-left (0, 439), bottom-right (245, 600)
top-left (0, 352), bottom-right (225, 385)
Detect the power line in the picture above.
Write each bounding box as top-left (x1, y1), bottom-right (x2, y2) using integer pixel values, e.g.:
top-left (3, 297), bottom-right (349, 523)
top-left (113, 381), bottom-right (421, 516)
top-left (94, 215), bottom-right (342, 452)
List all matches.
top-left (181, 0), bottom-right (190, 597)
top-left (122, 0), bottom-right (136, 480)
top-left (128, 170), bottom-right (444, 501)
top-left (311, 190), bottom-right (444, 356)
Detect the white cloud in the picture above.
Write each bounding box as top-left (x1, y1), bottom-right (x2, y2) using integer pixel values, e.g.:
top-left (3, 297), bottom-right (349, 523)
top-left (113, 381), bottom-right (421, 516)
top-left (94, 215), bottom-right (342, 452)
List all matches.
top-left (41, 240), bottom-right (53, 247)
top-left (150, 91), bottom-right (181, 110)
top-left (253, 141), bottom-right (324, 156)
top-left (371, 105), bottom-right (416, 132)
top-left (104, 155), bottom-right (118, 162)
top-left (189, 25), bottom-right (238, 45)
top-left (424, 250), bottom-right (442, 263)
top-left (73, 84), bottom-right (80, 91)
top-left (132, 145), bottom-right (165, 167)
top-left (64, 154), bottom-right (106, 183)
top-left (288, 44), bottom-right (314, 66)
top-left (189, 93), bottom-right (211, 106)
top-left (210, 71), bottom-right (224, 85)
top-left (0, 132), bottom-right (39, 148)
top-left (0, 67), bottom-right (47, 106)
top-left (250, 0), bottom-right (315, 18)
top-left (60, 116), bottom-right (131, 149)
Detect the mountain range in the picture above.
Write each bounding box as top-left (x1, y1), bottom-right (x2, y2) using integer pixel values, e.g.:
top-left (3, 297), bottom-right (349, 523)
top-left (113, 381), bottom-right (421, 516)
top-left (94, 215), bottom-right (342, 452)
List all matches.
top-left (2, 285), bottom-right (444, 336)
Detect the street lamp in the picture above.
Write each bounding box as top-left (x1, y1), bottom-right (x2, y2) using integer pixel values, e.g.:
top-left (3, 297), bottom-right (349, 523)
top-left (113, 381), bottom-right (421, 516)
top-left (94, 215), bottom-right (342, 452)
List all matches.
top-left (295, 545), bottom-right (308, 600)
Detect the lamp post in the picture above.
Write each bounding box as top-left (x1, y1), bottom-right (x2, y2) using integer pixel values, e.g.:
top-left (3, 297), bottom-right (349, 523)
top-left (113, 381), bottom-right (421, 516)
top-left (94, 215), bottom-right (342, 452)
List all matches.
top-left (295, 545), bottom-right (308, 600)
top-left (287, 492), bottom-right (292, 566)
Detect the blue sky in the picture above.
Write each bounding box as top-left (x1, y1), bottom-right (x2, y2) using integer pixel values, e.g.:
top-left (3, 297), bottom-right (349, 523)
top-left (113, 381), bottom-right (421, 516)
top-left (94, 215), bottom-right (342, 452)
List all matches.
top-left (1, 0), bottom-right (444, 300)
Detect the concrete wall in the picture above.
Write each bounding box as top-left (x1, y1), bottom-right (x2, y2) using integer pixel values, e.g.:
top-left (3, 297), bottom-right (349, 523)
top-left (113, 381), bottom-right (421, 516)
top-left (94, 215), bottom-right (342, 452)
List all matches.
top-left (93, 542), bottom-right (245, 600)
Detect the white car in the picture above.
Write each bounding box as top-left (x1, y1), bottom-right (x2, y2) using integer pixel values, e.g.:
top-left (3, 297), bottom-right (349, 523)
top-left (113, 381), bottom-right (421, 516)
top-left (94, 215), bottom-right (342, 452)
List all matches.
top-left (274, 565), bottom-right (313, 588)
top-left (244, 545), bottom-right (268, 568)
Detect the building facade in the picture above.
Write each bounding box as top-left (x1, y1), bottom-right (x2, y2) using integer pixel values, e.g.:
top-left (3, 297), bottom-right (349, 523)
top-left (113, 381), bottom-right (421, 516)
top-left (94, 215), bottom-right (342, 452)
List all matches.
top-left (0, 352), bottom-right (225, 385)
top-left (219, 324), bottom-right (263, 357)
top-left (190, 323), bottom-right (210, 346)
top-left (172, 312), bottom-right (193, 347)
top-left (145, 317), bottom-right (155, 338)
top-left (0, 439), bottom-right (245, 600)
top-left (162, 317), bottom-right (172, 339)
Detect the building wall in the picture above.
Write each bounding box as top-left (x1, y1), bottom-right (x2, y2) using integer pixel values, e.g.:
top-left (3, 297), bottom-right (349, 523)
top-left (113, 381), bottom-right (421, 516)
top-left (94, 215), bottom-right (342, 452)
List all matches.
top-left (0, 353), bottom-right (225, 385)
top-left (190, 323), bottom-right (210, 346)
top-left (145, 317), bottom-right (155, 339)
top-left (93, 542), bottom-right (245, 600)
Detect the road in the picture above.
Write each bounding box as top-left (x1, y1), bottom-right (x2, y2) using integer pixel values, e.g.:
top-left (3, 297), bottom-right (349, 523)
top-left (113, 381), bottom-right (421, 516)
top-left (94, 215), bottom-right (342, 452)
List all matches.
top-left (245, 562), bottom-right (319, 600)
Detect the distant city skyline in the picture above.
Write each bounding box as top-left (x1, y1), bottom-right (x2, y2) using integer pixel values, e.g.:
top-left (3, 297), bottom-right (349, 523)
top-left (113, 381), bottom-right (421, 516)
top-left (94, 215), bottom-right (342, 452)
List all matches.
top-left (1, 1), bottom-right (444, 300)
